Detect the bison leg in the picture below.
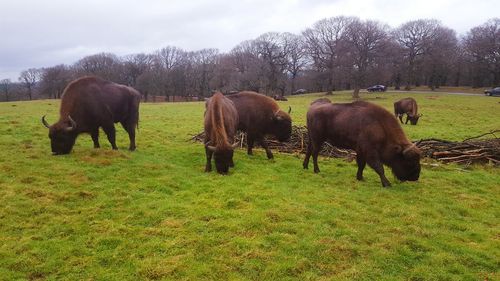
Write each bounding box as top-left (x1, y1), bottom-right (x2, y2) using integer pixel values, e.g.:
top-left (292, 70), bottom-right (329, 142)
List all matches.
top-left (103, 124), bottom-right (118, 150)
top-left (356, 154), bottom-right (366, 181)
top-left (397, 114), bottom-right (404, 124)
top-left (312, 142), bottom-right (322, 173)
top-left (121, 121), bottom-right (136, 151)
top-left (91, 128), bottom-right (100, 148)
top-left (247, 136), bottom-right (254, 155)
top-left (205, 146), bottom-right (213, 172)
top-left (258, 137), bottom-right (273, 159)
top-left (366, 155), bottom-right (391, 187)
top-left (303, 139), bottom-right (312, 169)
top-left (405, 115), bottom-right (410, 124)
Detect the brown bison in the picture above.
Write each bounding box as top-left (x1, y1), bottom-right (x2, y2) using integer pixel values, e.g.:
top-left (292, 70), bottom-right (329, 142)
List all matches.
top-left (204, 92), bottom-right (239, 174)
top-left (303, 99), bottom-right (421, 187)
top-left (226, 91), bottom-right (292, 159)
top-left (42, 76), bottom-right (140, 155)
top-left (394, 97), bottom-right (421, 125)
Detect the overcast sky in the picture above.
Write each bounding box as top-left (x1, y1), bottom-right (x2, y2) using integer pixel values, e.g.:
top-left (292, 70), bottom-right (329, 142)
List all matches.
top-left (1, 0), bottom-right (498, 80)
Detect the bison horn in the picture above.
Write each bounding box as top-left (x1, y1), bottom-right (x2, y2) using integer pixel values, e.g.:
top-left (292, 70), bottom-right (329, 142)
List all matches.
top-left (232, 142), bottom-right (239, 149)
top-left (206, 145), bottom-right (216, 152)
top-left (403, 144), bottom-right (420, 158)
top-left (288, 106), bottom-right (292, 114)
top-left (274, 110), bottom-right (283, 120)
top-left (65, 115), bottom-right (77, 131)
top-left (41, 115), bottom-right (50, 128)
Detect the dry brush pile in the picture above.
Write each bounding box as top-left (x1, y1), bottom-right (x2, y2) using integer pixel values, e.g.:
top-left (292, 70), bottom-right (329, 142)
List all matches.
top-left (190, 127), bottom-right (500, 166)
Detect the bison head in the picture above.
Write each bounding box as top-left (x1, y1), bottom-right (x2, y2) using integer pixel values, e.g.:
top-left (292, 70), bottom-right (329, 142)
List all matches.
top-left (408, 114), bottom-right (422, 125)
top-left (271, 110), bottom-right (292, 142)
top-left (206, 142), bottom-right (238, 174)
top-left (42, 115), bottom-right (78, 155)
top-left (390, 144), bottom-right (421, 182)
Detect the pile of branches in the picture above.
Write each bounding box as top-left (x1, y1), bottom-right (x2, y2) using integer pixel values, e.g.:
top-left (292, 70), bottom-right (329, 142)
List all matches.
top-left (189, 126), bottom-right (356, 160)
top-left (190, 127), bottom-right (499, 166)
top-left (415, 130), bottom-right (500, 165)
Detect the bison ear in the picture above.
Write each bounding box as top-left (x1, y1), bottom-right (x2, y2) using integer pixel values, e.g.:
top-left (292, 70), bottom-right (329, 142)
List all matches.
top-left (394, 145), bottom-right (403, 154)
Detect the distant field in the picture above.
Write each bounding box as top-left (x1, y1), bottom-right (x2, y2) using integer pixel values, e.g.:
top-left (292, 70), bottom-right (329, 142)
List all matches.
top-left (0, 91), bottom-right (498, 280)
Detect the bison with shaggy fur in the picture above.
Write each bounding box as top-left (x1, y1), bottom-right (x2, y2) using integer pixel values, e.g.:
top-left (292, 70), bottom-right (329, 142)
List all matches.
top-left (394, 97), bottom-right (421, 125)
top-left (42, 76), bottom-right (140, 155)
top-left (303, 99), bottom-right (421, 187)
top-left (204, 92), bottom-right (239, 174)
top-left (226, 91), bottom-right (292, 159)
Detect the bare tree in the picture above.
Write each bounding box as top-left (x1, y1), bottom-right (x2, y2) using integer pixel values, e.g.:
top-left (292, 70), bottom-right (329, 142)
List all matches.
top-left (188, 48), bottom-right (219, 97)
top-left (153, 46), bottom-right (187, 100)
top-left (463, 18), bottom-right (500, 87)
top-left (0, 79), bottom-right (12, 101)
top-left (422, 26), bottom-right (458, 90)
top-left (122, 53), bottom-right (154, 87)
top-left (393, 19), bottom-right (443, 90)
top-left (346, 19), bottom-right (391, 98)
top-left (19, 68), bottom-right (41, 100)
top-left (230, 40), bottom-right (264, 92)
top-left (303, 16), bottom-right (356, 94)
top-left (39, 65), bottom-right (72, 99)
top-left (73, 53), bottom-right (122, 82)
top-left (254, 32), bottom-right (290, 95)
top-left (283, 32), bottom-right (308, 94)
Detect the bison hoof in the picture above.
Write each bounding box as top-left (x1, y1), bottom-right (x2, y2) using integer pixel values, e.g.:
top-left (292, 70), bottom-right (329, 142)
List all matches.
top-left (314, 168), bottom-right (320, 173)
top-left (357, 176), bottom-right (364, 181)
top-left (382, 182), bottom-right (391, 188)
top-left (303, 164), bottom-right (308, 169)
top-left (129, 146), bottom-right (136, 151)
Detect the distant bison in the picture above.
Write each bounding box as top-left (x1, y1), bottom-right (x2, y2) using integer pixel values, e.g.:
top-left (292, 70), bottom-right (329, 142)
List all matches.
top-left (42, 76), bottom-right (140, 155)
top-left (204, 92), bottom-right (239, 174)
top-left (303, 99), bottom-right (421, 187)
top-left (226, 91), bottom-right (292, 159)
top-left (394, 97), bottom-right (421, 125)
top-left (273, 94), bottom-right (288, 101)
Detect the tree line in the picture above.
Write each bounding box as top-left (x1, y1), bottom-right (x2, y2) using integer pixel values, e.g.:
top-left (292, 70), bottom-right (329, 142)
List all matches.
top-left (1, 16), bottom-right (499, 102)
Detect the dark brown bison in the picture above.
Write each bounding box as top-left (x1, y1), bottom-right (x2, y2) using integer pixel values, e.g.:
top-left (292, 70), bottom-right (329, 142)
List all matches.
top-left (226, 91), bottom-right (292, 159)
top-left (41, 76), bottom-right (140, 155)
top-left (394, 97), bottom-right (421, 125)
top-left (303, 99), bottom-right (421, 187)
top-left (273, 94), bottom-right (288, 101)
top-left (204, 92), bottom-right (239, 174)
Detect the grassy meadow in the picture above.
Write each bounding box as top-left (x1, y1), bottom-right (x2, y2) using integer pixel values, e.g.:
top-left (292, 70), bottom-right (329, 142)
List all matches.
top-left (0, 91), bottom-right (499, 280)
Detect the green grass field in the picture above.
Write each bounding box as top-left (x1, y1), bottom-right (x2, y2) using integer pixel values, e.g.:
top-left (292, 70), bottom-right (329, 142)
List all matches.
top-left (0, 91), bottom-right (498, 280)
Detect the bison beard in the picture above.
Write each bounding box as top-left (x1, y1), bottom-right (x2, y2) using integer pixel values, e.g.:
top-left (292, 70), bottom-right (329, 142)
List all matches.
top-left (303, 99), bottom-right (421, 187)
top-left (41, 76), bottom-right (141, 155)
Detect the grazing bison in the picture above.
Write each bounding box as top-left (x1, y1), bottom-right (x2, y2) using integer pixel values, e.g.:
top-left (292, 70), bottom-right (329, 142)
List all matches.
top-left (226, 91), bottom-right (292, 159)
top-left (204, 92), bottom-right (239, 174)
top-left (394, 97), bottom-right (421, 125)
top-left (273, 94), bottom-right (288, 101)
top-left (303, 99), bottom-right (421, 187)
top-left (41, 76), bottom-right (140, 155)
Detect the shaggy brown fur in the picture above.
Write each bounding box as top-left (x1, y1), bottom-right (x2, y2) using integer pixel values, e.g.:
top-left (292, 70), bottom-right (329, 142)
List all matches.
top-left (303, 99), bottom-right (421, 187)
top-left (394, 97), bottom-right (421, 125)
top-left (226, 91), bottom-right (292, 159)
top-left (42, 76), bottom-right (140, 154)
top-left (204, 92), bottom-right (239, 174)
